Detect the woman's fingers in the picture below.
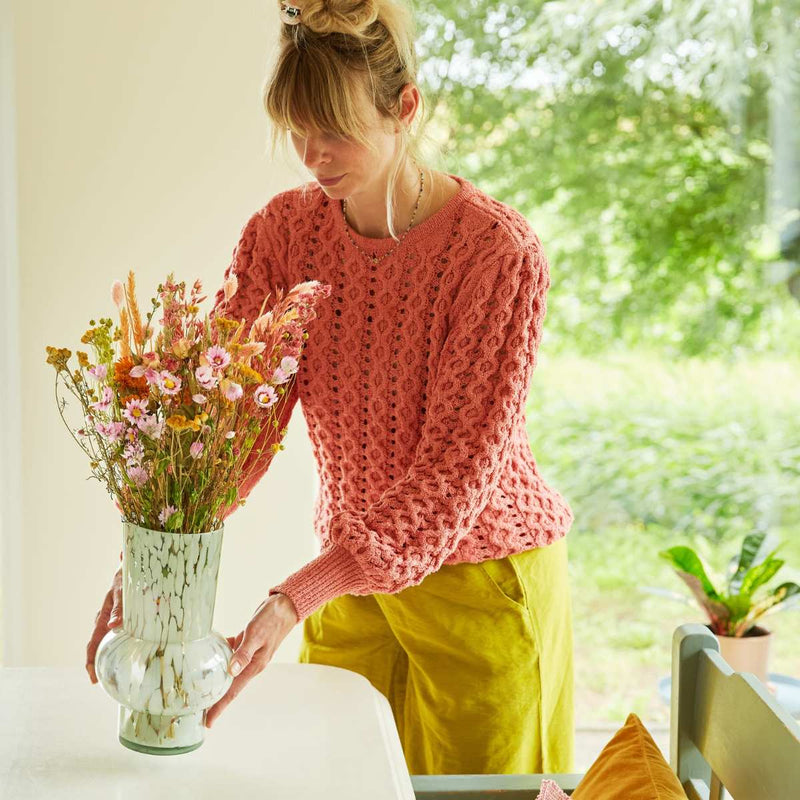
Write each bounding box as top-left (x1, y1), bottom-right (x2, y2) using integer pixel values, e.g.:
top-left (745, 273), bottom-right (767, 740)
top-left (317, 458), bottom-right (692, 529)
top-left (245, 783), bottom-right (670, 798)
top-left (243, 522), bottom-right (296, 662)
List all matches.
top-left (205, 651), bottom-right (266, 728)
top-left (86, 590), bottom-right (114, 684)
top-left (204, 597), bottom-right (296, 729)
top-left (86, 568), bottom-right (124, 684)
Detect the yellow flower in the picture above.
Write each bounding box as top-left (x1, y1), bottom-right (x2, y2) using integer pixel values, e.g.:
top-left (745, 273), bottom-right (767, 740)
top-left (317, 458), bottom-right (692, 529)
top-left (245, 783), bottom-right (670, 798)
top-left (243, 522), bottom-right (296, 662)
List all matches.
top-left (166, 414), bottom-right (192, 431)
top-left (45, 346), bottom-right (72, 371)
top-left (188, 412), bottom-right (208, 432)
top-left (214, 317), bottom-right (241, 335)
top-left (187, 411), bottom-right (208, 431)
top-left (77, 351), bottom-right (90, 368)
top-left (229, 362), bottom-right (264, 384)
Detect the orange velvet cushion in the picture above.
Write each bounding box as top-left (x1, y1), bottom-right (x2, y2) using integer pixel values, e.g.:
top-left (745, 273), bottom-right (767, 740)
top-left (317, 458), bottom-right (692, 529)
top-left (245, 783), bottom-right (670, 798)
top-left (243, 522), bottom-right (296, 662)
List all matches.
top-left (571, 713), bottom-right (688, 799)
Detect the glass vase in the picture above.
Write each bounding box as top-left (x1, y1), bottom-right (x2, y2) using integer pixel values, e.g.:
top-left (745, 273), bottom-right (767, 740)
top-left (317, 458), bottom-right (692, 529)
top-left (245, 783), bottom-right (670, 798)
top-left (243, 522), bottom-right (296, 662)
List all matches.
top-left (94, 520), bottom-right (233, 755)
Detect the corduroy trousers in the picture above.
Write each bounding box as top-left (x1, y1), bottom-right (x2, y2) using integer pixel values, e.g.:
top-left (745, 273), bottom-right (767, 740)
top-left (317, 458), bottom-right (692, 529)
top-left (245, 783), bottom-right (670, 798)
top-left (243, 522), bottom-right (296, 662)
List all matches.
top-left (297, 535), bottom-right (575, 775)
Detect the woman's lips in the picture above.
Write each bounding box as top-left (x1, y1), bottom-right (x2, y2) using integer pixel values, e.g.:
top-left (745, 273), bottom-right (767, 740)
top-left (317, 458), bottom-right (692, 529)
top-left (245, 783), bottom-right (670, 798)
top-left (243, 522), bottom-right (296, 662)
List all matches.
top-left (318, 174), bottom-right (344, 186)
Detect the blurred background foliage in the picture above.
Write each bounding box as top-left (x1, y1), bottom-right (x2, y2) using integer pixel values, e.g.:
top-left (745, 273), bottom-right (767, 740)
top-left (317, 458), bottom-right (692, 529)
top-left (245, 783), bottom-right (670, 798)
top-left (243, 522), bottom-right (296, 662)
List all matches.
top-left (409, 0), bottom-right (800, 724)
top-left (413, 0), bottom-right (800, 356)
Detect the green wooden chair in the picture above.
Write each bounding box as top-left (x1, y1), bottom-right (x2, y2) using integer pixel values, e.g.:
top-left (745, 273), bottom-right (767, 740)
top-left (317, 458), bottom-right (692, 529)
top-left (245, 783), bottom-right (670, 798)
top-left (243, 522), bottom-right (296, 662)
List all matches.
top-left (410, 623), bottom-right (800, 799)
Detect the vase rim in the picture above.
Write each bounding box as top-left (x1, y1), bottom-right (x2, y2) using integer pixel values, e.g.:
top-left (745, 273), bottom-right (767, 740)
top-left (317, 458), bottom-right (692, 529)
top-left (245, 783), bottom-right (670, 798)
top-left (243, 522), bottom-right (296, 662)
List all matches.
top-left (121, 517), bottom-right (224, 537)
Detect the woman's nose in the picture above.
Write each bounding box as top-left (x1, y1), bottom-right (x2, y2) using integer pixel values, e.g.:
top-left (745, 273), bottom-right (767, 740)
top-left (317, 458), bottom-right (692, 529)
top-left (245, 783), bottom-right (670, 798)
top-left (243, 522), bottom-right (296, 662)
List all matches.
top-left (302, 137), bottom-right (332, 168)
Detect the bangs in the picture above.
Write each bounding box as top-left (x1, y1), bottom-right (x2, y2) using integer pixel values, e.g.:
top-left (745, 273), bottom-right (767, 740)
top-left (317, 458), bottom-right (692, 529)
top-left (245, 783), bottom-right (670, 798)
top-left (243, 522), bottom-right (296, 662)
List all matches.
top-left (265, 51), bottom-right (374, 147)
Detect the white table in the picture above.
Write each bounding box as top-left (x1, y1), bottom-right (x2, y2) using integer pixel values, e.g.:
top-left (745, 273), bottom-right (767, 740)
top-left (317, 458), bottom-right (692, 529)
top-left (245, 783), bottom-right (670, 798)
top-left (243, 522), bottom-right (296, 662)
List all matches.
top-left (0, 663), bottom-right (416, 799)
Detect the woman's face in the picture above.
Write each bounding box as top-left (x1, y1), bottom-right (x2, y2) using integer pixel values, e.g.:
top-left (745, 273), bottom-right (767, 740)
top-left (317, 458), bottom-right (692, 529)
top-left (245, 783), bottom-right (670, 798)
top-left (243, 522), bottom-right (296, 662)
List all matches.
top-left (288, 84), bottom-right (416, 199)
top-left (289, 118), bottom-right (396, 198)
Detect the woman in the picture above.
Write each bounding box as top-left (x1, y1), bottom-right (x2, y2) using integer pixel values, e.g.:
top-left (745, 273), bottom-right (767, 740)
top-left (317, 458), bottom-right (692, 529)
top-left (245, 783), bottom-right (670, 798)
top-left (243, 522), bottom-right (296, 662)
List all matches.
top-left (87, 0), bottom-right (576, 775)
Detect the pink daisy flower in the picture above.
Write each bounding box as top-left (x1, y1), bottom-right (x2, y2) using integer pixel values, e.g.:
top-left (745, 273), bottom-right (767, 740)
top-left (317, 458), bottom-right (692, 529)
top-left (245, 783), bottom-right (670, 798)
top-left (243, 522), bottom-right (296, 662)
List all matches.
top-left (272, 355), bottom-right (299, 385)
top-left (254, 383), bottom-right (278, 409)
top-left (195, 365), bottom-right (218, 390)
top-left (204, 345), bottom-right (231, 371)
top-left (192, 393), bottom-right (207, 405)
top-left (189, 441), bottom-right (204, 459)
top-left (157, 370), bottom-right (182, 395)
top-left (123, 397), bottom-right (149, 426)
top-left (280, 355), bottom-right (299, 374)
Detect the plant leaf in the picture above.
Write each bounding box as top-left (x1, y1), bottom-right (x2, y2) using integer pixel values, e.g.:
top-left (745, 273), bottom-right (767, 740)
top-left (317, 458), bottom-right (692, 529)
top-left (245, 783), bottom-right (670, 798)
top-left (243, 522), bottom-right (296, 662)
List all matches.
top-left (769, 582), bottom-right (800, 609)
top-left (739, 556), bottom-right (784, 597)
top-left (728, 532), bottom-right (779, 594)
top-left (674, 570), bottom-right (730, 627)
top-left (730, 582), bottom-right (800, 635)
top-left (659, 546), bottom-right (721, 600)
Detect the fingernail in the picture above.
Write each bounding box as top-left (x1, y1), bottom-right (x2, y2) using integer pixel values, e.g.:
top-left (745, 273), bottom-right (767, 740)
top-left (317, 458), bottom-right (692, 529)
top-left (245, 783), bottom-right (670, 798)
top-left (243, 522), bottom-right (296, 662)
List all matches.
top-left (230, 660), bottom-right (241, 676)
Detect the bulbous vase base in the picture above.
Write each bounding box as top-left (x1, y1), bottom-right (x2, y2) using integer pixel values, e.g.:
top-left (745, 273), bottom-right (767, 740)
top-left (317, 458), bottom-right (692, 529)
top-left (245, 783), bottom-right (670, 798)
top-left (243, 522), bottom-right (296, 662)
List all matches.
top-left (118, 705), bottom-right (205, 754)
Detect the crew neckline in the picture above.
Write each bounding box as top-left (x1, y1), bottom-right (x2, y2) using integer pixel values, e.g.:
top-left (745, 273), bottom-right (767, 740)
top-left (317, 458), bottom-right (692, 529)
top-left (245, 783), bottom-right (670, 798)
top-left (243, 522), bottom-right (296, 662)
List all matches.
top-left (331, 172), bottom-right (474, 255)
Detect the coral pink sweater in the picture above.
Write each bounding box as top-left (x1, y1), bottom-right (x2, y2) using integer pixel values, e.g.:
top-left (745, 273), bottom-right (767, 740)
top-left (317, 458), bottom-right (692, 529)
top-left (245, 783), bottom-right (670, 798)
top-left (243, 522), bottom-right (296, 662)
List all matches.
top-left (213, 173), bottom-right (574, 622)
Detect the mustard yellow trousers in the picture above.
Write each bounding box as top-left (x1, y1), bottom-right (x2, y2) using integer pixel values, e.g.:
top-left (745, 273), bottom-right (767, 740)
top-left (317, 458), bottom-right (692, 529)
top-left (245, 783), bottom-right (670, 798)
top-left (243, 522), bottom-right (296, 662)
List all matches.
top-left (298, 535), bottom-right (575, 775)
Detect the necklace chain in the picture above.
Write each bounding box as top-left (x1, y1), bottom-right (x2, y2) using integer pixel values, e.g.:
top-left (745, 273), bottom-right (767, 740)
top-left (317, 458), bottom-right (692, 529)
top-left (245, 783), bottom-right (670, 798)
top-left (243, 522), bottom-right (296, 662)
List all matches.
top-left (341, 168), bottom-right (425, 265)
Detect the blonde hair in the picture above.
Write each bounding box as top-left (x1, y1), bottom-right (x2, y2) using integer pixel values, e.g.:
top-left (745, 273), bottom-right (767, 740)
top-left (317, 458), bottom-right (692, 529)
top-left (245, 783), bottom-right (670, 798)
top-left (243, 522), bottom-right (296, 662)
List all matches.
top-left (262, 0), bottom-right (443, 241)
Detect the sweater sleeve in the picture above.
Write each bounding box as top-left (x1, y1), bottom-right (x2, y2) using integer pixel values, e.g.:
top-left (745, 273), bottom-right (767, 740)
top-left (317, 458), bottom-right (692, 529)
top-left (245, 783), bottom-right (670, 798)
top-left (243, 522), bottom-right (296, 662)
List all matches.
top-left (210, 198), bottom-right (301, 516)
top-left (268, 231), bottom-right (551, 621)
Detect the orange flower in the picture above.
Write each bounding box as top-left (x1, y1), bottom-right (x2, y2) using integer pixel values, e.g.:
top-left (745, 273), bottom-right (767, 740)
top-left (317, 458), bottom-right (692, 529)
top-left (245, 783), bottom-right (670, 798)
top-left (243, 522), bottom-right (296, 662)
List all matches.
top-left (114, 356), bottom-right (149, 400)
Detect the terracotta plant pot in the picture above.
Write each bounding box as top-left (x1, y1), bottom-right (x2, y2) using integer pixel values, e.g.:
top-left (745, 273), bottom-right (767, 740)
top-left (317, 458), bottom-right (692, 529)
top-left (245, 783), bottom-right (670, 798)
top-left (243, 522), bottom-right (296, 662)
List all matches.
top-left (708, 623), bottom-right (772, 685)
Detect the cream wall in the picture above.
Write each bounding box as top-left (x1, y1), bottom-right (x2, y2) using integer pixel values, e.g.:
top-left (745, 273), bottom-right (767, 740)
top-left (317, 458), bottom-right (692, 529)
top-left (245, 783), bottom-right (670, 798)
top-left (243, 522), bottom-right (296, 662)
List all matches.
top-left (2, 1), bottom-right (320, 667)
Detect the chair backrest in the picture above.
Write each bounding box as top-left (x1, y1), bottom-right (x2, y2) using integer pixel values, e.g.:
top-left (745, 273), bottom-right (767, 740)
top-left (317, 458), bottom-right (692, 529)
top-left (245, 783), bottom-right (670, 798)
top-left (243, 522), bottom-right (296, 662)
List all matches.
top-left (671, 623), bottom-right (800, 800)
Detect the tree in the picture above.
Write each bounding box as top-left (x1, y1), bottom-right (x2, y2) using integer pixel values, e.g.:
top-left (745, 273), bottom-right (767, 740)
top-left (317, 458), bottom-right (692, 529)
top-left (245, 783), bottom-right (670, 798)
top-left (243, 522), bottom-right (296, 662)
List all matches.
top-left (412, 0), bottom-right (800, 355)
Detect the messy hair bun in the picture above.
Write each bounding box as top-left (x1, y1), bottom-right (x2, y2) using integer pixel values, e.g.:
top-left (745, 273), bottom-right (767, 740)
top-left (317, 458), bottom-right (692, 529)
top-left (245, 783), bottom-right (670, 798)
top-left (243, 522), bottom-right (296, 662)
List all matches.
top-left (289, 0), bottom-right (381, 39)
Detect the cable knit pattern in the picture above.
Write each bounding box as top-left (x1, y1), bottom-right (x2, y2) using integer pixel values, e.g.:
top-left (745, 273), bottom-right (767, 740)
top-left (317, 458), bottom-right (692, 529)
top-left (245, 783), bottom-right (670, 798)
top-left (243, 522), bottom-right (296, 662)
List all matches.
top-left (213, 173), bottom-right (574, 622)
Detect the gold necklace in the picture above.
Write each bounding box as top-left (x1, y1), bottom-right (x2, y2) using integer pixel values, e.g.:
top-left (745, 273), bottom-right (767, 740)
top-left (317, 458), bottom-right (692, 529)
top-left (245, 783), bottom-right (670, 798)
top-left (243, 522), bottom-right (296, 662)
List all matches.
top-left (341, 168), bottom-right (424, 265)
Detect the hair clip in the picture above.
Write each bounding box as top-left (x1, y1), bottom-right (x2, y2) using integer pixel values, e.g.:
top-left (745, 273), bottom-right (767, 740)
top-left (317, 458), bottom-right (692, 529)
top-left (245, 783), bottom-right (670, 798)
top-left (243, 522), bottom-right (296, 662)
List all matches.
top-left (279, 2), bottom-right (302, 25)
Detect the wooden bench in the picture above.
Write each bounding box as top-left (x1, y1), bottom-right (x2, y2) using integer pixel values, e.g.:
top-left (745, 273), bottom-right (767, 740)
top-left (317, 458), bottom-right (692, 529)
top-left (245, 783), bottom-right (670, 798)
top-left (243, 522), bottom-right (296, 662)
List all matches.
top-left (410, 623), bottom-right (800, 799)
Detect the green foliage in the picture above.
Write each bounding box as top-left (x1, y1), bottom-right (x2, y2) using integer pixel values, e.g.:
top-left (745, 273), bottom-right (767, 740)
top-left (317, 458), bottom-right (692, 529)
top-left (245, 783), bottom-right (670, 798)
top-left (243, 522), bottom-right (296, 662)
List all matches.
top-left (411, 0), bottom-right (800, 355)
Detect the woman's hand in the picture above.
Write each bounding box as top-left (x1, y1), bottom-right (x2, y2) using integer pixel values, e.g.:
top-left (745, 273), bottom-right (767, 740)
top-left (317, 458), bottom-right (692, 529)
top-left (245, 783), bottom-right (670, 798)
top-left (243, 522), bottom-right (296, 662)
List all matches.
top-left (203, 592), bottom-right (300, 729)
top-left (86, 561), bottom-right (124, 684)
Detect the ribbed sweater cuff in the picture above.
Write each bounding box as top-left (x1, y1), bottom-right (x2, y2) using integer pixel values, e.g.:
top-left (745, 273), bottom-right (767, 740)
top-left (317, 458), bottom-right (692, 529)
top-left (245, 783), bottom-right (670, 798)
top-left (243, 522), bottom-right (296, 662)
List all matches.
top-left (268, 543), bottom-right (369, 623)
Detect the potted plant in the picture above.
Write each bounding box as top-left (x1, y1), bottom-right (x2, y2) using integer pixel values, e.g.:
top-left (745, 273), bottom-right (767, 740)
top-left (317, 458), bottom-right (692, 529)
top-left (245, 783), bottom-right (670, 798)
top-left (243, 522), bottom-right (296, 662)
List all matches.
top-left (649, 532), bottom-right (799, 684)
